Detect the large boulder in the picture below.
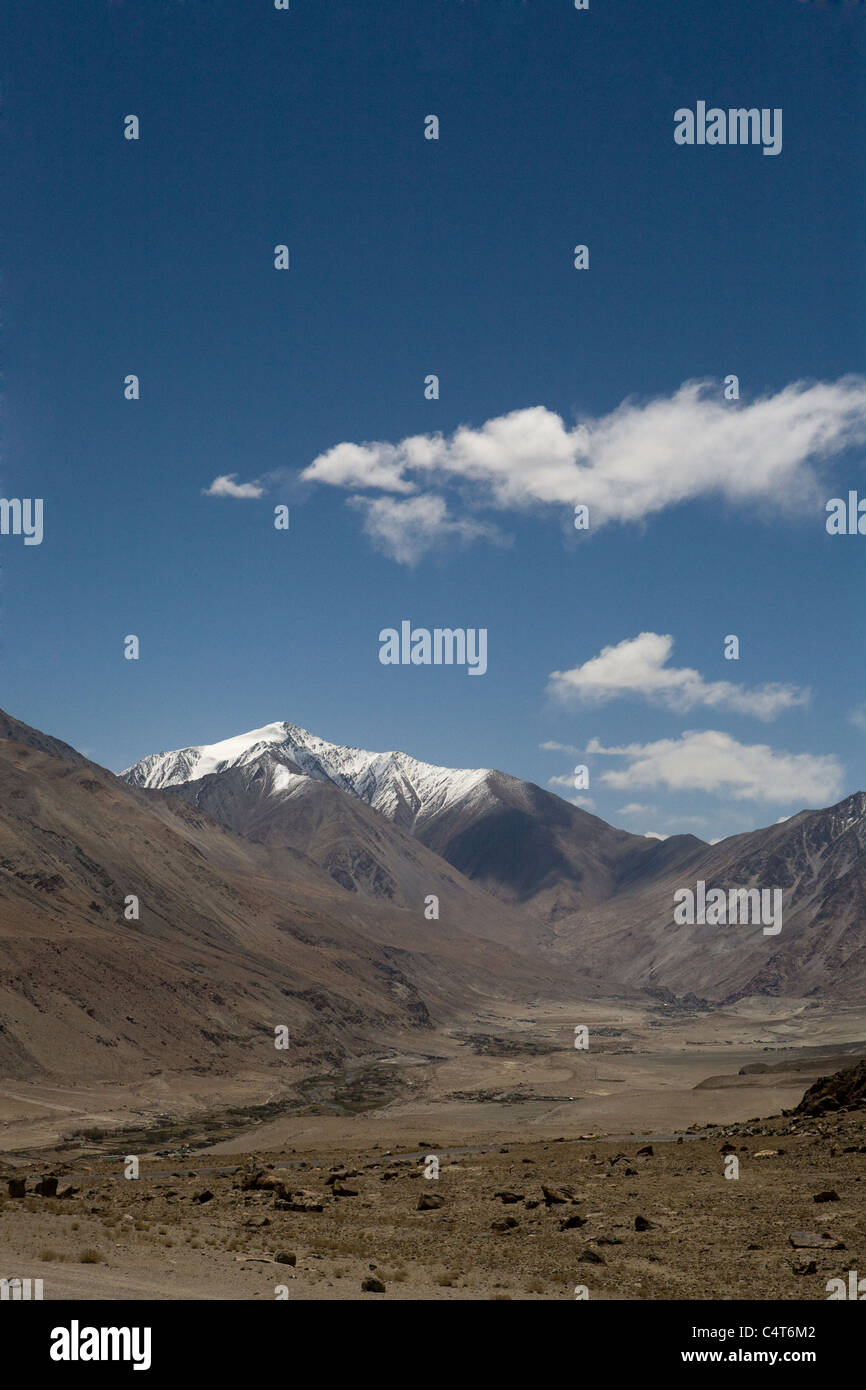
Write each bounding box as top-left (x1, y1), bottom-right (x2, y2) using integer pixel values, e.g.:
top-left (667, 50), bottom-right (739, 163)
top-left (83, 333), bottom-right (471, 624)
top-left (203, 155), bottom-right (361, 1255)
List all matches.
top-left (795, 1060), bottom-right (866, 1117)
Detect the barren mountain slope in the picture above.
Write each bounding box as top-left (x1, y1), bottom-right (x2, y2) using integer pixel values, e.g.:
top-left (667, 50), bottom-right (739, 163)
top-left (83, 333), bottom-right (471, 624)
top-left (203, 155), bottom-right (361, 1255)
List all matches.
top-left (551, 794), bottom-right (866, 1002)
top-left (122, 721), bottom-right (705, 920)
top-left (0, 715), bottom-right (564, 1085)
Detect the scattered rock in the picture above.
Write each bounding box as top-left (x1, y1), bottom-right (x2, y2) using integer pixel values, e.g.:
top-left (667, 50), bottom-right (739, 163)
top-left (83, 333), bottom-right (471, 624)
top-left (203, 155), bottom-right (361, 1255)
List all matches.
top-left (275, 1191), bottom-right (324, 1213)
top-left (634, 1215), bottom-right (657, 1231)
top-left (788, 1231), bottom-right (846, 1250)
top-left (417, 1193), bottom-right (443, 1211)
top-left (491, 1216), bottom-right (518, 1232)
top-left (636, 1145), bottom-right (654, 1157)
top-left (274, 1252), bottom-right (297, 1266)
top-left (193, 1190), bottom-right (214, 1204)
top-left (792, 1258), bottom-right (817, 1275)
top-left (362, 1276), bottom-right (386, 1293)
top-left (753, 1150), bottom-right (780, 1159)
top-left (493, 1191), bottom-right (523, 1204)
top-left (7, 1179), bottom-right (26, 1199)
top-left (559, 1213), bottom-right (588, 1231)
top-left (541, 1184), bottom-right (570, 1206)
top-left (578, 1247), bottom-right (605, 1264)
top-left (35, 1177), bottom-right (58, 1198)
top-left (813, 1190), bottom-right (840, 1203)
top-left (240, 1169), bottom-right (289, 1196)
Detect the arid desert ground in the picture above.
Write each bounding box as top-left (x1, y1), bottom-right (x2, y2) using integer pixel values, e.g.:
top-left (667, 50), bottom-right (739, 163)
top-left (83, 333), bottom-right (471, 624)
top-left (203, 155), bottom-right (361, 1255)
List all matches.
top-left (2, 996), bottom-right (863, 1300)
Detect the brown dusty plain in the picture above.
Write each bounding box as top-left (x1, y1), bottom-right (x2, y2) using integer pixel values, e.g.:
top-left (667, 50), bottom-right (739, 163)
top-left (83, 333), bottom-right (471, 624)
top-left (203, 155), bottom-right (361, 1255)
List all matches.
top-left (1, 999), bottom-right (864, 1300)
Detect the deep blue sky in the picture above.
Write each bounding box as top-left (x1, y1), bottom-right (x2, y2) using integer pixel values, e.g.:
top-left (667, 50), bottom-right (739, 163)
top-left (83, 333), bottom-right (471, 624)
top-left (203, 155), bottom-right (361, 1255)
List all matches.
top-left (2, 0), bottom-right (864, 841)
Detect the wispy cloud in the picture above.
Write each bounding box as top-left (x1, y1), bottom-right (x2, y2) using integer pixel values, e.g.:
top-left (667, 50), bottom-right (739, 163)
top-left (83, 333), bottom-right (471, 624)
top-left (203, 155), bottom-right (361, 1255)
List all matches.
top-left (588, 728), bottom-right (843, 805)
top-left (849, 703), bottom-right (866, 731)
top-left (347, 493), bottom-right (506, 565)
top-left (299, 376), bottom-right (866, 556)
top-left (549, 632), bottom-right (809, 720)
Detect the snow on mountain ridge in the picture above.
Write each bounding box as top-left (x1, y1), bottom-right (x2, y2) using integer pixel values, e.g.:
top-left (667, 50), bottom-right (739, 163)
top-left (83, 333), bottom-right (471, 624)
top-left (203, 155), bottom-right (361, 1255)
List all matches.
top-left (120, 721), bottom-right (493, 825)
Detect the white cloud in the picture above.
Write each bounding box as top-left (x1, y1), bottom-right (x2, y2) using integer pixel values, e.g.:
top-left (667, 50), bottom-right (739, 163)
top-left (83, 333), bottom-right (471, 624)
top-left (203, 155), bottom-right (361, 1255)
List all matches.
top-left (618, 802), bottom-right (656, 815)
top-left (568, 795), bottom-right (596, 810)
top-left (348, 493), bottom-right (505, 565)
top-left (849, 704), bottom-right (866, 731)
top-left (203, 474), bottom-right (265, 499)
top-left (304, 441), bottom-right (417, 495)
top-left (644, 831), bottom-right (669, 841)
top-left (548, 773), bottom-right (578, 789)
top-left (549, 632), bottom-right (809, 720)
top-left (587, 729), bottom-right (843, 805)
top-left (300, 376), bottom-right (866, 546)
top-left (540, 740), bottom-right (582, 754)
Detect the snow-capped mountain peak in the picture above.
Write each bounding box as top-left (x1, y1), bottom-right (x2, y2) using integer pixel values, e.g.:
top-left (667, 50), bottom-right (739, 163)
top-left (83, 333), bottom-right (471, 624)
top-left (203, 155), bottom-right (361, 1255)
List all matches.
top-left (123, 722), bottom-right (300, 789)
top-left (120, 721), bottom-right (493, 828)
